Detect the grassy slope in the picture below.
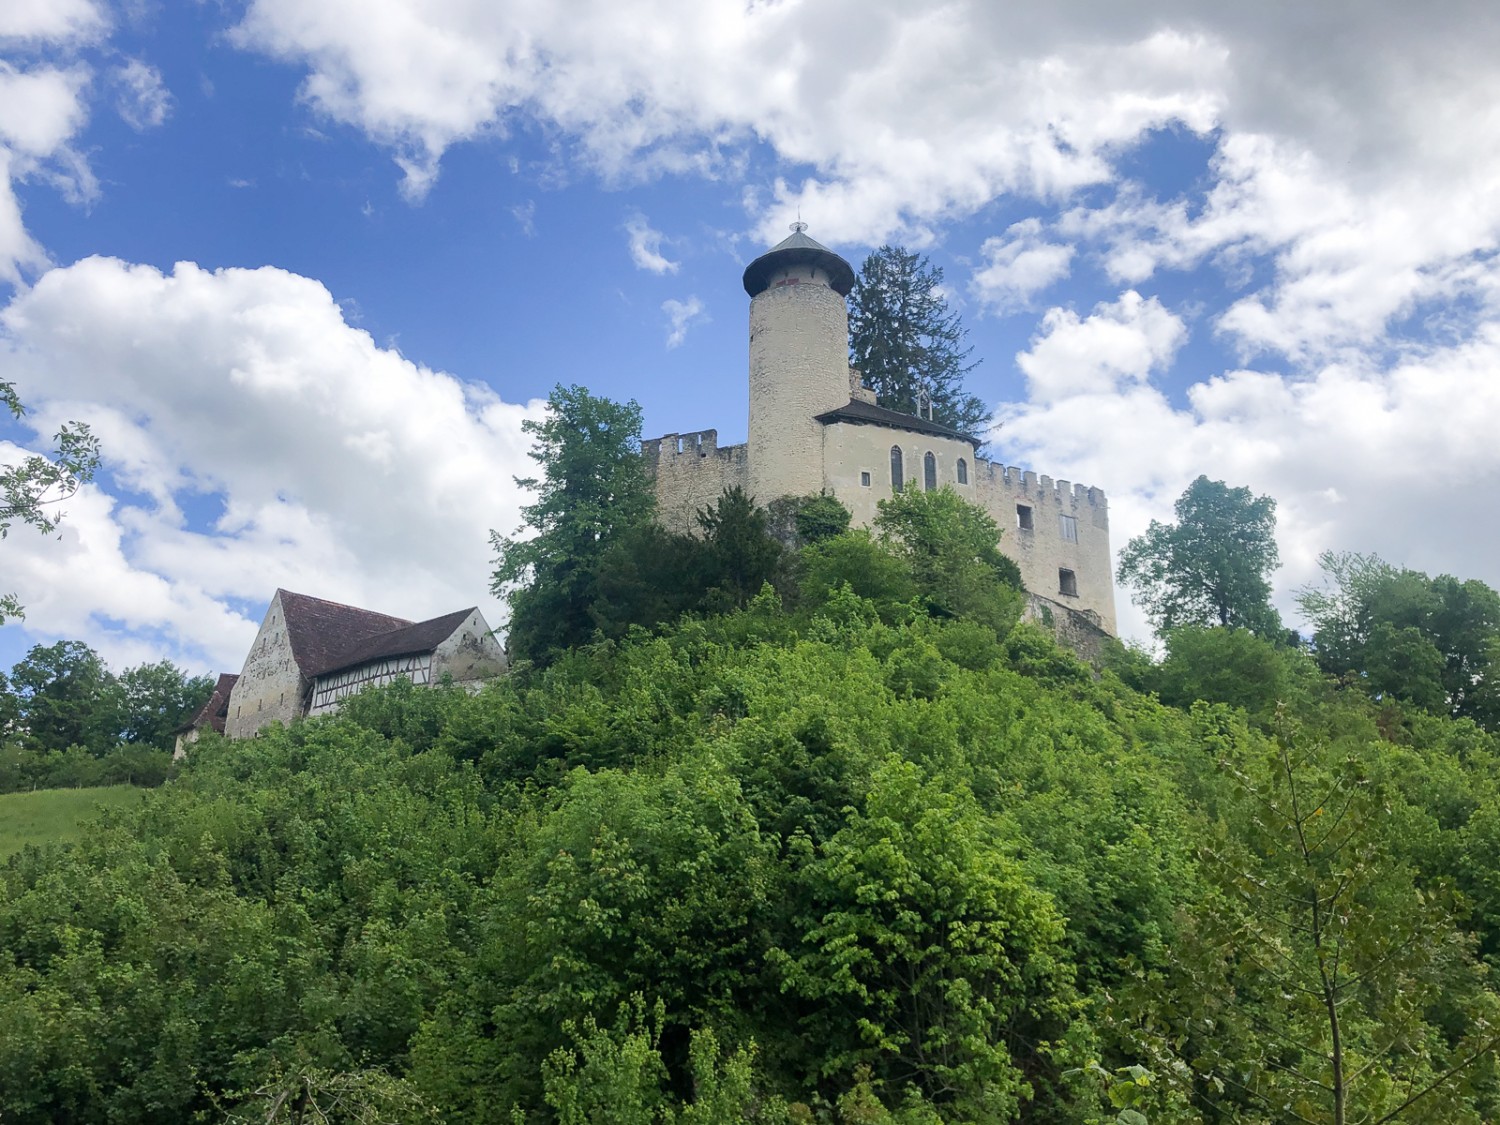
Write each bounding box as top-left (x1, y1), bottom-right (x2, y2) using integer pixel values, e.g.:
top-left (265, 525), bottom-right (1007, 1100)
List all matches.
top-left (0, 786), bottom-right (147, 859)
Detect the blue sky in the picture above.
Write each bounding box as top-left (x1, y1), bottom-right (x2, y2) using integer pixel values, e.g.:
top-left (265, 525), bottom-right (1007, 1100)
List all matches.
top-left (4, 0), bottom-right (1500, 673)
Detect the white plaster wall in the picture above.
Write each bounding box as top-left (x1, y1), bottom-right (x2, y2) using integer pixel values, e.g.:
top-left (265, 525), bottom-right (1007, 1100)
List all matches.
top-left (972, 460), bottom-right (1116, 634)
top-left (748, 268), bottom-right (851, 504)
top-left (818, 421), bottom-right (1116, 633)
top-left (225, 591), bottom-right (306, 738)
top-left (432, 610), bottom-right (508, 686)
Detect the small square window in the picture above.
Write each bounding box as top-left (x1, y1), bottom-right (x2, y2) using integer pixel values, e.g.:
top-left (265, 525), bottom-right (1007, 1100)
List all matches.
top-left (1059, 514), bottom-right (1078, 542)
top-left (1016, 504), bottom-right (1034, 531)
top-left (1059, 568), bottom-right (1078, 597)
top-left (860, 470), bottom-right (871, 487)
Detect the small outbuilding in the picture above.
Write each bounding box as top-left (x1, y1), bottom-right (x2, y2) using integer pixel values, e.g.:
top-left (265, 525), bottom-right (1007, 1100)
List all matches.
top-left (224, 589), bottom-right (506, 740)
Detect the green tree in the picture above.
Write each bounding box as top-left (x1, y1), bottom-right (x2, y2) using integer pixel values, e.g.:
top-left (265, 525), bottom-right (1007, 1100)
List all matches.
top-left (874, 484), bottom-right (1022, 633)
top-left (696, 487), bottom-right (782, 610)
top-left (1298, 551), bottom-right (1500, 724)
top-left (1117, 475), bottom-right (1281, 638)
top-left (9, 639), bottom-right (121, 754)
top-left (1131, 717), bottom-right (1500, 1123)
top-left (490, 385), bottom-right (656, 664)
top-left (847, 247), bottom-right (990, 435)
top-left (1, 380), bottom-right (101, 623)
top-left (117, 661), bottom-right (215, 750)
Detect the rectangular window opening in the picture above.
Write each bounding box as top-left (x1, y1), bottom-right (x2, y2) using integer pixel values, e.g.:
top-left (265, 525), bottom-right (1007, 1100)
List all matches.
top-left (1059, 568), bottom-right (1078, 598)
top-left (1059, 514), bottom-right (1078, 542)
top-left (860, 470), bottom-right (871, 487)
top-left (1016, 504), bottom-right (1034, 531)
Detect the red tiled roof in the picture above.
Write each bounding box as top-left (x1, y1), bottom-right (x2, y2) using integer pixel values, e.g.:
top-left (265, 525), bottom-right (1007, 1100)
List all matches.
top-left (312, 607), bottom-right (478, 675)
top-left (175, 672), bottom-right (239, 735)
top-left (277, 589), bottom-right (414, 678)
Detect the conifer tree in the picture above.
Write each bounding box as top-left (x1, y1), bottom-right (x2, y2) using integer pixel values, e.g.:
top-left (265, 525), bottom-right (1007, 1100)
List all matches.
top-left (848, 246), bottom-right (991, 435)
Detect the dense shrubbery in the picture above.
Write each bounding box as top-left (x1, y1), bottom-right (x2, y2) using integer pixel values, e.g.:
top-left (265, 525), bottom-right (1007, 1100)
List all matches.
top-left (3, 580), bottom-right (1499, 1122)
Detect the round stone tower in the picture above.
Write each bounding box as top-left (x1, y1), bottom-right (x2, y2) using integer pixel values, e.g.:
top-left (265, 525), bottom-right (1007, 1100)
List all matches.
top-left (742, 224), bottom-right (857, 504)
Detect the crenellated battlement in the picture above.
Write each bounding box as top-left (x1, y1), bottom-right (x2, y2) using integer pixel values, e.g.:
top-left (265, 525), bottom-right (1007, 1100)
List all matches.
top-left (643, 429), bottom-right (722, 462)
top-left (977, 458), bottom-right (1107, 507)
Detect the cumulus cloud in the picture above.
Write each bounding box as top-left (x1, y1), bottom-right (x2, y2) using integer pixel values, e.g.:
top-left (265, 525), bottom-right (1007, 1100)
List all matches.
top-left (972, 219), bottom-right (1074, 312)
top-left (625, 212), bottom-right (678, 274)
top-left (0, 257), bottom-right (540, 671)
top-left (113, 59), bottom-right (172, 131)
top-left (0, 0), bottom-right (105, 44)
top-left (1016, 291), bottom-right (1185, 403)
top-left (662, 296), bottom-right (704, 348)
top-left (999, 301), bottom-right (1500, 643)
top-left (226, 0), bottom-right (1500, 372)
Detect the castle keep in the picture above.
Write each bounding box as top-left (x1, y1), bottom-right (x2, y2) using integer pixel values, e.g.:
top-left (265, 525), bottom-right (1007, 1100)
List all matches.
top-left (644, 226), bottom-right (1117, 634)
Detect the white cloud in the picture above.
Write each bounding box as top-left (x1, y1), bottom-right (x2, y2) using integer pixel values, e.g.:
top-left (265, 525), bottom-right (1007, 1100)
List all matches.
top-left (1016, 290), bottom-right (1185, 403)
top-left (972, 219), bottom-right (1074, 312)
top-left (113, 59), bottom-right (172, 131)
top-left (662, 296), bottom-right (704, 348)
top-left (625, 212), bottom-right (678, 274)
top-left (226, 0), bottom-right (1500, 372)
top-left (0, 257), bottom-right (541, 672)
top-left (0, 0), bottom-right (105, 44)
top-left (999, 306), bottom-right (1500, 644)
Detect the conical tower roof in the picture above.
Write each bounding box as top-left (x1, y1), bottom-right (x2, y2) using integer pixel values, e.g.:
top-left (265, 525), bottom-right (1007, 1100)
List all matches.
top-left (742, 224), bottom-right (856, 297)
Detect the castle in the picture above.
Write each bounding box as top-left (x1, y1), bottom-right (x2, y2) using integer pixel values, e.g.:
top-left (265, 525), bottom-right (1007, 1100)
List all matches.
top-left (643, 225), bottom-right (1117, 635)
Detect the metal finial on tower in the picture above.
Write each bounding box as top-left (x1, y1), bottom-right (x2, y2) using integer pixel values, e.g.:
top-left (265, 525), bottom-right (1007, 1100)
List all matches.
top-left (791, 211), bottom-right (807, 234)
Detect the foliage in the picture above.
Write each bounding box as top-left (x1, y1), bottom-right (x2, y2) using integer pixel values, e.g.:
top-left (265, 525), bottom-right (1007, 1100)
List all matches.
top-left (1117, 475), bottom-right (1281, 639)
top-left (1298, 550), bottom-right (1500, 727)
top-left (4, 497), bottom-right (1500, 1124)
top-left (791, 493), bottom-right (853, 547)
top-left (874, 484), bottom-right (1023, 633)
top-left (695, 486), bottom-right (784, 610)
top-left (0, 379), bottom-right (101, 624)
top-left (847, 248), bottom-right (989, 435)
top-left (0, 640), bottom-right (211, 765)
top-left (1126, 714), bottom-right (1500, 1123)
top-left (491, 384), bottom-right (656, 663)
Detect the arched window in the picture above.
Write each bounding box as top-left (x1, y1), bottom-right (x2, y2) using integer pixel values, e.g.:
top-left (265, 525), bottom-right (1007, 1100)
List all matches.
top-left (923, 451), bottom-right (937, 491)
top-left (890, 446), bottom-right (904, 492)
top-left (957, 458), bottom-right (968, 485)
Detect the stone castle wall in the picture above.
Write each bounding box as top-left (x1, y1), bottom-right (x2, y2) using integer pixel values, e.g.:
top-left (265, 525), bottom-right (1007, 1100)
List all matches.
top-left (643, 429), bottom-right (750, 534)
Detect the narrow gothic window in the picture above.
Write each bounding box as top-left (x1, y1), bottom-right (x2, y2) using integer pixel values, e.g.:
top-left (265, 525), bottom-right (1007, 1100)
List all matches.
top-left (957, 458), bottom-right (968, 484)
top-left (923, 452), bottom-right (937, 491)
top-left (890, 446), bottom-right (904, 492)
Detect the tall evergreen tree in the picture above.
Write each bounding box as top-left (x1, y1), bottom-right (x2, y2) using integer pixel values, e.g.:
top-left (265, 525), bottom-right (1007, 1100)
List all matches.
top-left (847, 246), bottom-right (991, 435)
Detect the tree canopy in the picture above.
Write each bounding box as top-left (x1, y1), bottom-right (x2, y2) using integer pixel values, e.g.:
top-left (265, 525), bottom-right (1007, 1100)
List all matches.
top-left (490, 384), bottom-right (657, 663)
top-left (1117, 475), bottom-right (1282, 638)
top-left (848, 247), bottom-right (991, 436)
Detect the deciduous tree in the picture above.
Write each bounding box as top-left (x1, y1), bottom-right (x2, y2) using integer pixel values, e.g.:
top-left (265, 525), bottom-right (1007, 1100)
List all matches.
top-left (490, 384), bottom-right (656, 664)
top-left (1117, 475), bottom-right (1281, 638)
top-left (1, 380), bottom-right (100, 623)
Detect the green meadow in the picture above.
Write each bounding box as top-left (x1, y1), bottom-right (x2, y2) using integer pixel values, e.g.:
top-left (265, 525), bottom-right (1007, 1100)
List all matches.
top-left (0, 786), bottom-right (146, 859)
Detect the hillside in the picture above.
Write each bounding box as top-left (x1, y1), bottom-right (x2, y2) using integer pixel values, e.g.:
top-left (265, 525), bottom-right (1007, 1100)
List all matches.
top-left (2, 582), bottom-right (1498, 1123)
top-left (0, 785), bottom-right (145, 859)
